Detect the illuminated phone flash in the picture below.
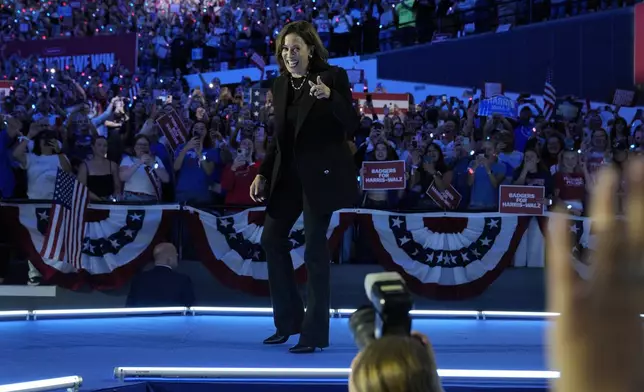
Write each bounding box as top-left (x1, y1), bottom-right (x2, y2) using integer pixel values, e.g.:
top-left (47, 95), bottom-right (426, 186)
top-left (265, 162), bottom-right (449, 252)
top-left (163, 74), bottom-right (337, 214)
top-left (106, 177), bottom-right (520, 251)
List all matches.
top-left (566, 204), bottom-right (572, 210)
top-left (430, 133), bottom-right (434, 138)
top-left (532, 127), bottom-right (536, 132)
top-left (201, 154), bottom-right (207, 161)
top-left (470, 150), bottom-right (475, 155)
top-left (153, 163), bottom-right (159, 170)
top-left (577, 149), bottom-right (582, 154)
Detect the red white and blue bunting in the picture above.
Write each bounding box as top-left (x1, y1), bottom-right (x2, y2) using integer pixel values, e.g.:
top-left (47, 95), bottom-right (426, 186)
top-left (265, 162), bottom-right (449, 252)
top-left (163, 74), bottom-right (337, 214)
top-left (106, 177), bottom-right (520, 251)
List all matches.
top-left (356, 211), bottom-right (525, 299)
top-left (2, 203), bottom-right (175, 290)
top-left (0, 203), bottom-right (596, 298)
top-left (183, 206), bottom-right (353, 295)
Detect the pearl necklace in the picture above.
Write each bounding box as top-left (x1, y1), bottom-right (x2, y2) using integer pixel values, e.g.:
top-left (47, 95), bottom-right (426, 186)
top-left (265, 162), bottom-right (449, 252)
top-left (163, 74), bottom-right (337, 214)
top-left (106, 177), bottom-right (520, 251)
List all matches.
top-left (290, 72), bottom-right (309, 91)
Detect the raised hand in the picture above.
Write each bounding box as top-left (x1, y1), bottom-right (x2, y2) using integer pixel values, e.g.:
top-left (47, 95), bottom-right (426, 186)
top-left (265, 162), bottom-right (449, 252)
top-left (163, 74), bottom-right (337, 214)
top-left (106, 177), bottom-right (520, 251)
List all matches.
top-left (308, 76), bottom-right (331, 100)
top-left (547, 161), bottom-right (644, 392)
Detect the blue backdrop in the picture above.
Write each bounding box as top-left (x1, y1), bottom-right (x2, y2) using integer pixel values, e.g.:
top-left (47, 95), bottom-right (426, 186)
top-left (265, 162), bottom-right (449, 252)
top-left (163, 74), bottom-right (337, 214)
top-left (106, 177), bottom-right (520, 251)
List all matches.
top-left (377, 8), bottom-right (636, 102)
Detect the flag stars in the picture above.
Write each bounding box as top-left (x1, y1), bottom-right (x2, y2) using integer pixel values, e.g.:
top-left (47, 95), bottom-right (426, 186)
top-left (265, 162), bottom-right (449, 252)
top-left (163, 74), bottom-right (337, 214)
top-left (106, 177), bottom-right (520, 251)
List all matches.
top-left (82, 241), bottom-right (95, 253)
top-left (38, 211), bottom-right (49, 221)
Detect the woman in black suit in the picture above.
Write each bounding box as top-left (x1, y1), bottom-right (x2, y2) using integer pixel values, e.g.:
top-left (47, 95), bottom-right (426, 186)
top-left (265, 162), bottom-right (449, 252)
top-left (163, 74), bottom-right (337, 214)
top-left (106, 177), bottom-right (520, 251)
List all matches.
top-left (249, 21), bottom-right (358, 354)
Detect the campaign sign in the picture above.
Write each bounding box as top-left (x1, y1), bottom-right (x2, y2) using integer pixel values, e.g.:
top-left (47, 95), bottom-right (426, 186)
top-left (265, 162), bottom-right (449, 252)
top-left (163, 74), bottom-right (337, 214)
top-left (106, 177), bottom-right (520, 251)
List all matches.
top-left (426, 182), bottom-right (462, 210)
top-left (498, 185), bottom-right (545, 215)
top-left (155, 110), bottom-right (188, 152)
top-left (361, 161), bottom-right (406, 190)
top-left (477, 95), bottom-right (518, 118)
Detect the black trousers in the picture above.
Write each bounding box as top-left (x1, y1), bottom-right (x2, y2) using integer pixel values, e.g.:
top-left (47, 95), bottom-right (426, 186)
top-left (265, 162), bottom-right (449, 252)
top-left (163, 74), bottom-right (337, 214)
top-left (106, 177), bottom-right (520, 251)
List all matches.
top-left (260, 177), bottom-right (332, 348)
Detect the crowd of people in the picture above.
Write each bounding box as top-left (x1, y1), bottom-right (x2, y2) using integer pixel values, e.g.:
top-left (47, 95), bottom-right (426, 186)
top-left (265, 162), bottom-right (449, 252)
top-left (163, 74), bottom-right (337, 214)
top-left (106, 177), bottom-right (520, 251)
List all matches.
top-left (356, 98), bottom-right (642, 215)
top-left (1, 64), bottom-right (641, 218)
top-left (2, 0), bottom-right (637, 76)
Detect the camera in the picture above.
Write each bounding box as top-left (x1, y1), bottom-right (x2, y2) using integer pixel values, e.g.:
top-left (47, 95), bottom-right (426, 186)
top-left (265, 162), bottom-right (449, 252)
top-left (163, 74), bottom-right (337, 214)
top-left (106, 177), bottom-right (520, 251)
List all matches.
top-left (349, 272), bottom-right (413, 350)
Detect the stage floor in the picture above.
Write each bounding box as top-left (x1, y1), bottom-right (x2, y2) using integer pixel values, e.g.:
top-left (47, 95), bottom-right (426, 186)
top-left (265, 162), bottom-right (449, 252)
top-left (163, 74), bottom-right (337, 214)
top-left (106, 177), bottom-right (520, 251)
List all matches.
top-left (0, 315), bottom-right (549, 391)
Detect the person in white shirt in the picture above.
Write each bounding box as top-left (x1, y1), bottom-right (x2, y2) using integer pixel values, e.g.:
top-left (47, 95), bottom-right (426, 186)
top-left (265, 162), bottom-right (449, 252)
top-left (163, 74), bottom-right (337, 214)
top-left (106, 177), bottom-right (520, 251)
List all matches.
top-left (119, 135), bottom-right (170, 201)
top-left (12, 128), bottom-right (73, 286)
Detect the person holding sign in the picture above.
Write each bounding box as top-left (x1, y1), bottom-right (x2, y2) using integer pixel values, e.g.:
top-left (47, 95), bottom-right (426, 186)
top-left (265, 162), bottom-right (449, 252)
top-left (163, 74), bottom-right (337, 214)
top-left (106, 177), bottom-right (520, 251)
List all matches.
top-left (248, 21), bottom-right (358, 354)
top-left (406, 144), bottom-right (452, 209)
top-left (360, 141), bottom-right (401, 208)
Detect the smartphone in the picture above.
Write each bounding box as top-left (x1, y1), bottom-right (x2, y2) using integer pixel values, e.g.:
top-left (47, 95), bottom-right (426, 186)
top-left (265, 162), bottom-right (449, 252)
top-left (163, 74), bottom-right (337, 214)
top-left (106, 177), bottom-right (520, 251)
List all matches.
top-left (365, 93), bottom-right (372, 105)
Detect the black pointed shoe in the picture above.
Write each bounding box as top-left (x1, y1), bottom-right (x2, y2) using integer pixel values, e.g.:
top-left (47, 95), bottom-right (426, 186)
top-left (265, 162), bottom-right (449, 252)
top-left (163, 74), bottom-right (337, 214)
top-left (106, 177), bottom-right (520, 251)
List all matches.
top-left (288, 344), bottom-right (323, 354)
top-left (263, 333), bottom-right (290, 345)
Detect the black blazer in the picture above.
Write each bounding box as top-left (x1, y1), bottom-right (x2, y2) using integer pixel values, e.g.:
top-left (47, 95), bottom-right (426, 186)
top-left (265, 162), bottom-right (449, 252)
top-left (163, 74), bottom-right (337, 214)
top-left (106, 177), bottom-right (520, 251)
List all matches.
top-left (259, 64), bottom-right (359, 215)
top-left (126, 266), bottom-right (195, 308)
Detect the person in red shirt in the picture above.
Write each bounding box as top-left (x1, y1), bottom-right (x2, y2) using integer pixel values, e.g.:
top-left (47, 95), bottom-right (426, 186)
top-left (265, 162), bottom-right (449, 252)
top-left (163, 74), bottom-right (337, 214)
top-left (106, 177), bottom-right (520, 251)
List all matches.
top-left (221, 138), bottom-right (261, 207)
top-left (553, 149), bottom-right (591, 216)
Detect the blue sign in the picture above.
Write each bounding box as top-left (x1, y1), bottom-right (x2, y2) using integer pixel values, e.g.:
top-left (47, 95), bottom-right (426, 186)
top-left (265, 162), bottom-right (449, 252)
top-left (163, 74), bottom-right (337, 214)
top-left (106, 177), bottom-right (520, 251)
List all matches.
top-left (477, 95), bottom-right (518, 118)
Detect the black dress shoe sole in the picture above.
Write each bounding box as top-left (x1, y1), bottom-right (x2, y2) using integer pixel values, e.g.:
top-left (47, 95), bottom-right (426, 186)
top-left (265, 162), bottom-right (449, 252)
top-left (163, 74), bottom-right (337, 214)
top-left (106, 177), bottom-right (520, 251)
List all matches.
top-left (289, 345), bottom-right (323, 354)
top-left (263, 336), bottom-right (290, 345)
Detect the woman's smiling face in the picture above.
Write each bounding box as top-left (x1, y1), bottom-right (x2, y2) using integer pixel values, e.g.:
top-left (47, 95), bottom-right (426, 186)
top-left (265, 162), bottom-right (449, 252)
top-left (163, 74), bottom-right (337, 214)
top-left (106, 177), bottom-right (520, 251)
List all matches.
top-left (281, 33), bottom-right (311, 76)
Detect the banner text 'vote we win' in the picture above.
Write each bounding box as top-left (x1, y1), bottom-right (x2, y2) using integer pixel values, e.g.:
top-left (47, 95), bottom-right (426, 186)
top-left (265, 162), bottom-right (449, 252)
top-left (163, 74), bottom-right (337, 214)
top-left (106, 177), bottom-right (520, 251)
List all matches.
top-left (43, 53), bottom-right (116, 71)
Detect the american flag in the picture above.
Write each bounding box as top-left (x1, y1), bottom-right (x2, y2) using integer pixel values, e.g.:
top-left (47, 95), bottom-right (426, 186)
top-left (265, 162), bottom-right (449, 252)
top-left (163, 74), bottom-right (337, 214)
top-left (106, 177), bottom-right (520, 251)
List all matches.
top-left (248, 88), bottom-right (270, 119)
top-left (40, 169), bottom-right (89, 269)
top-left (542, 68), bottom-right (556, 120)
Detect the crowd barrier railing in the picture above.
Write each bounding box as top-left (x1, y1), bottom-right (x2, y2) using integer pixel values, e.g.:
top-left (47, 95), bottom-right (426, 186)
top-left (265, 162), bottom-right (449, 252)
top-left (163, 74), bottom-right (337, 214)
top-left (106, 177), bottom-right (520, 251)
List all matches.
top-left (0, 201), bottom-right (591, 300)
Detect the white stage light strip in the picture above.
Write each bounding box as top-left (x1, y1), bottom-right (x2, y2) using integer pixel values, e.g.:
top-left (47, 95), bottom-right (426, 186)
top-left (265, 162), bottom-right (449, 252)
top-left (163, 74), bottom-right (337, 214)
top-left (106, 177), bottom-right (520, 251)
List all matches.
top-left (113, 367), bottom-right (560, 380)
top-left (482, 311), bottom-right (560, 318)
top-left (0, 310), bottom-right (30, 319)
top-left (0, 307), bottom-right (639, 321)
top-left (32, 307), bottom-right (187, 319)
top-left (190, 307), bottom-right (335, 316)
top-left (336, 309), bottom-right (480, 318)
top-left (190, 307), bottom-right (274, 315)
top-left (0, 376), bottom-right (82, 392)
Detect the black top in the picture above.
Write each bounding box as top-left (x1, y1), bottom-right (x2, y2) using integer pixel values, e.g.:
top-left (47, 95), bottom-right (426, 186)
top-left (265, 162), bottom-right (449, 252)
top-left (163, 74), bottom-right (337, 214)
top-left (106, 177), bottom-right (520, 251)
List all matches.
top-left (281, 75), bottom-right (309, 174)
top-left (85, 162), bottom-right (114, 199)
